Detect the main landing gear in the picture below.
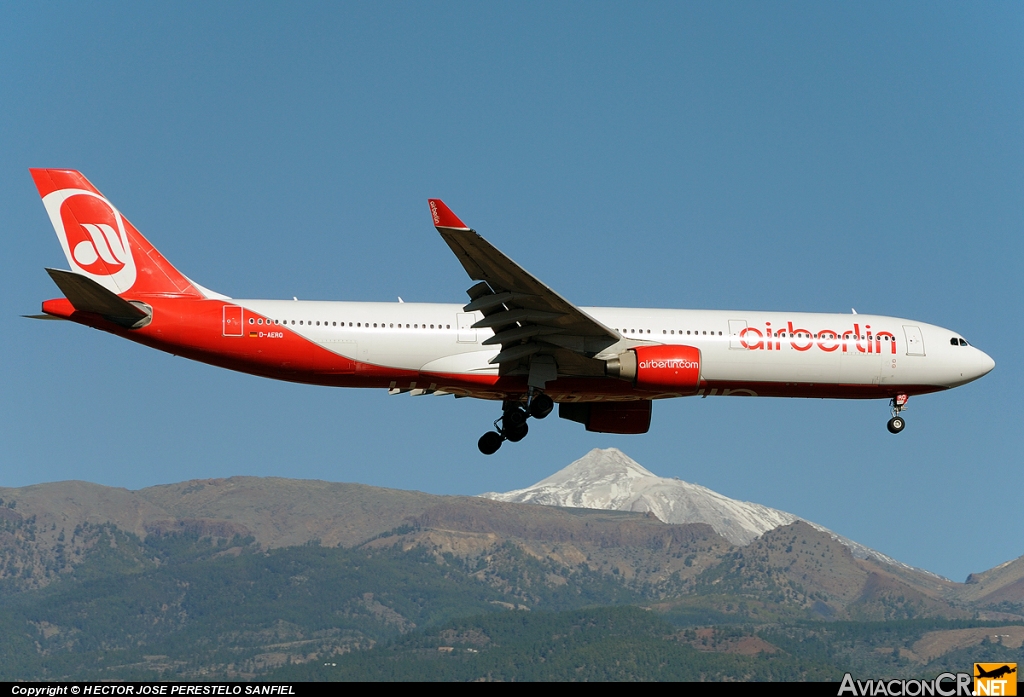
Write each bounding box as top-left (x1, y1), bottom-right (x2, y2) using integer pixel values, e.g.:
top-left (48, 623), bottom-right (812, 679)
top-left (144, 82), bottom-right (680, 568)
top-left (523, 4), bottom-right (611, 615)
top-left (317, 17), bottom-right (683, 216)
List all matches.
top-left (478, 392), bottom-right (554, 455)
top-left (887, 394), bottom-right (908, 434)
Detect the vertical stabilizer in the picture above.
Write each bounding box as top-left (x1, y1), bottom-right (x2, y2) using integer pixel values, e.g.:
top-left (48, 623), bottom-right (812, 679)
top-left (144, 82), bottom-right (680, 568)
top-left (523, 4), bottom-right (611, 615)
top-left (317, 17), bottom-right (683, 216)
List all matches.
top-left (31, 169), bottom-right (204, 298)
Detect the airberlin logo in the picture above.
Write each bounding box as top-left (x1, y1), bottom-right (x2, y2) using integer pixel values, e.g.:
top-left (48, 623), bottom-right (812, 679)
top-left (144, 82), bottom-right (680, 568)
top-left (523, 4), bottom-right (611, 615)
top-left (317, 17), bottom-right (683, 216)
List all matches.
top-left (72, 220), bottom-right (129, 271)
top-left (42, 188), bottom-right (137, 293)
top-left (430, 200), bottom-right (440, 225)
top-left (739, 321), bottom-right (897, 355)
top-left (639, 359), bottom-right (699, 370)
top-left (61, 195), bottom-right (129, 273)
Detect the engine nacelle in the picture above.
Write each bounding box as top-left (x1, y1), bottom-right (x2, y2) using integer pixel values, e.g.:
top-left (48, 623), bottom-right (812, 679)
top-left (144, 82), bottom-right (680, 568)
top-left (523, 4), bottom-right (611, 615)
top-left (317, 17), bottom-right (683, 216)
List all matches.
top-left (605, 345), bottom-right (701, 392)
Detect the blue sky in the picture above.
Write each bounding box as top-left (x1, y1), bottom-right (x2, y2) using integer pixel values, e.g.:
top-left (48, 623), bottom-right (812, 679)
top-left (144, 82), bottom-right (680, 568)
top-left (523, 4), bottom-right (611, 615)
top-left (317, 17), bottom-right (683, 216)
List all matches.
top-left (1, 3), bottom-right (1021, 582)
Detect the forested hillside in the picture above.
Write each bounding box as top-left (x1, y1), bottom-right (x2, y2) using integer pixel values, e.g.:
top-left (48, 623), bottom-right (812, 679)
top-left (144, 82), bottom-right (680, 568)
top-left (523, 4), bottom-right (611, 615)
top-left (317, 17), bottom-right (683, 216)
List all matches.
top-left (1, 477), bottom-right (1021, 681)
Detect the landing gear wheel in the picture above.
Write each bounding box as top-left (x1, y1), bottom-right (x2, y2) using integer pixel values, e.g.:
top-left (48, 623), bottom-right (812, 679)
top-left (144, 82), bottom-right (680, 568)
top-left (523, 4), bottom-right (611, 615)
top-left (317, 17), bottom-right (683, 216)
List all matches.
top-left (887, 416), bottom-right (905, 434)
top-left (478, 431), bottom-right (503, 455)
top-left (477, 401), bottom-right (539, 453)
top-left (505, 422), bottom-right (529, 442)
top-left (529, 393), bottom-right (554, 420)
top-left (503, 407), bottom-right (527, 429)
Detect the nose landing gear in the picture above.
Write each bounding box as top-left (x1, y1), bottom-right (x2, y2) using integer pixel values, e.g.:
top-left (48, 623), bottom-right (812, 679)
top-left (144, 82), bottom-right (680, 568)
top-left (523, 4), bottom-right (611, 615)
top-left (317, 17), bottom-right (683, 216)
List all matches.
top-left (477, 392), bottom-right (554, 454)
top-left (887, 394), bottom-right (908, 434)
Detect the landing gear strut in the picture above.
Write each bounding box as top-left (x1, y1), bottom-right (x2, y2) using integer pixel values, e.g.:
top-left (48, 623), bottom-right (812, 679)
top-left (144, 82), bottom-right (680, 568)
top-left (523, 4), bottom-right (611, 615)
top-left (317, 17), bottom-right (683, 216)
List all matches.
top-left (887, 394), bottom-right (908, 434)
top-left (477, 392), bottom-right (554, 455)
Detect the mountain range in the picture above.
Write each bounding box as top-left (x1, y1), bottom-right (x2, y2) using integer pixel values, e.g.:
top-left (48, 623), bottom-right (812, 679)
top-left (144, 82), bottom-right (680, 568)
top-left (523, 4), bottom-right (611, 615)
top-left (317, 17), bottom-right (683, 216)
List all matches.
top-left (2, 449), bottom-right (1021, 614)
top-left (0, 449), bottom-right (1022, 679)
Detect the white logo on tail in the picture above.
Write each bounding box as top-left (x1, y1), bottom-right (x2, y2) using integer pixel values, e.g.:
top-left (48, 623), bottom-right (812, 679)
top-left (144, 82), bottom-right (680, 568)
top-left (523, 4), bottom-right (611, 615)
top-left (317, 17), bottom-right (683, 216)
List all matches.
top-left (74, 223), bottom-right (128, 267)
top-left (42, 188), bottom-right (136, 294)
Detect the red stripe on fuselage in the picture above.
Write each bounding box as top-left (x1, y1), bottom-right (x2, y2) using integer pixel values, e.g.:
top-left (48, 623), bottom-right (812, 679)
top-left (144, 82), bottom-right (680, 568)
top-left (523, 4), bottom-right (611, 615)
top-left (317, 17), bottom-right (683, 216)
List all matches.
top-left (42, 297), bottom-right (947, 402)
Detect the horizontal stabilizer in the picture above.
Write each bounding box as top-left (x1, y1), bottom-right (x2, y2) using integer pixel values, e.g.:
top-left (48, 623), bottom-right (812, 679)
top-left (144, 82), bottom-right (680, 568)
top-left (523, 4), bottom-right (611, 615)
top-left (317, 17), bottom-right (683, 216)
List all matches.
top-left (22, 314), bottom-right (67, 321)
top-left (45, 268), bottom-right (152, 329)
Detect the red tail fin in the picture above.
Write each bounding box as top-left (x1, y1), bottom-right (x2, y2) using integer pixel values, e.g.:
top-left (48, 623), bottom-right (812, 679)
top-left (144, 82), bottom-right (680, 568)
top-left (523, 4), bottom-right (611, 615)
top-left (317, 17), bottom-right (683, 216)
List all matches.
top-left (31, 169), bottom-right (204, 299)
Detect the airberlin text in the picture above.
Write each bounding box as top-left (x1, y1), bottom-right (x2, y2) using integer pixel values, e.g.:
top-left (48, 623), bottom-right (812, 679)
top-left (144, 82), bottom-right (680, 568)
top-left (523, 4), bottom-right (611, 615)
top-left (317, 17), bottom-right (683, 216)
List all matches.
top-left (740, 322), bottom-right (897, 354)
top-left (838, 672), bottom-right (972, 696)
top-left (638, 359), bottom-right (699, 370)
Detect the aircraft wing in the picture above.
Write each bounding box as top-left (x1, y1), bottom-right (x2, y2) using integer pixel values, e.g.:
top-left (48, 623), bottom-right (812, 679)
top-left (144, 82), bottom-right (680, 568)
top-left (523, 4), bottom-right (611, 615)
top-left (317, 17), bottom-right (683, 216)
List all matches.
top-left (429, 199), bottom-right (620, 379)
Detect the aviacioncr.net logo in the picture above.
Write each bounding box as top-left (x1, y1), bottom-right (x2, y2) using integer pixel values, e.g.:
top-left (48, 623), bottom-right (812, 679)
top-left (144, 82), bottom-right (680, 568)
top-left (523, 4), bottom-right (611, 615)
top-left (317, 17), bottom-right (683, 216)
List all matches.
top-left (839, 672), bottom-right (974, 696)
top-left (42, 188), bottom-right (136, 294)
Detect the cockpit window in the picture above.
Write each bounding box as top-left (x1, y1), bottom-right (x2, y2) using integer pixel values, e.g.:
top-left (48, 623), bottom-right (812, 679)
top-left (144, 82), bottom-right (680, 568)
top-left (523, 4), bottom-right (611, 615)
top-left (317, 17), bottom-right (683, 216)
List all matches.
top-left (959, 338), bottom-right (969, 347)
top-left (950, 338), bottom-right (959, 346)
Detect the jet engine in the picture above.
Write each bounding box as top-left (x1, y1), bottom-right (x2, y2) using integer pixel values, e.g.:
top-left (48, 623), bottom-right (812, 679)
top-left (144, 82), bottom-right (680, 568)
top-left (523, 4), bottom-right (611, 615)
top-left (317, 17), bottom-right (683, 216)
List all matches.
top-left (605, 344), bottom-right (701, 392)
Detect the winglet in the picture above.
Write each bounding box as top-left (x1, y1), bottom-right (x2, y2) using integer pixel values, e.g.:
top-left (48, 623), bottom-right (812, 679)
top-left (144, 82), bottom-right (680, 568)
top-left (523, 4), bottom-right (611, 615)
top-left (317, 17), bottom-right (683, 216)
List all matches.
top-left (428, 199), bottom-right (469, 230)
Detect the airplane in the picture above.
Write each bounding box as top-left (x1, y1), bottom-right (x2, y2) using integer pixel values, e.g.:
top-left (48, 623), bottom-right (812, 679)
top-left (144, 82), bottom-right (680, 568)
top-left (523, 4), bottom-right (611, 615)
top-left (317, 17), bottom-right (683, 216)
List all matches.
top-left (975, 665), bottom-right (1016, 680)
top-left (28, 169), bottom-right (995, 454)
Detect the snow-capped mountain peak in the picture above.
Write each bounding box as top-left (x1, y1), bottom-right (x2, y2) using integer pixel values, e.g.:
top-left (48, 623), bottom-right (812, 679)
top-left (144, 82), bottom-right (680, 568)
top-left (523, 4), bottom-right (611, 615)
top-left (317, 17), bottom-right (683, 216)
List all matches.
top-left (481, 448), bottom-right (932, 576)
top-left (482, 448), bottom-right (793, 546)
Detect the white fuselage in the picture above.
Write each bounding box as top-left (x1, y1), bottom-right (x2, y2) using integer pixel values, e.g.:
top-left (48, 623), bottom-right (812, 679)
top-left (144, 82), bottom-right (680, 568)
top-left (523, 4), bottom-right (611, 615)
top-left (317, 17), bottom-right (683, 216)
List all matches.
top-left (230, 300), bottom-right (994, 399)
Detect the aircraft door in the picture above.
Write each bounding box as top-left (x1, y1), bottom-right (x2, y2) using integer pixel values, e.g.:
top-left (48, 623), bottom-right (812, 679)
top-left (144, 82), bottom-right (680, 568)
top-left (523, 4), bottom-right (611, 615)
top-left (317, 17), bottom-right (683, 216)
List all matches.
top-left (457, 313), bottom-right (477, 343)
top-left (222, 305), bottom-right (243, 337)
top-left (729, 320), bottom-right (747, 349)
top-left (903, 325), bottom-right (925, 356)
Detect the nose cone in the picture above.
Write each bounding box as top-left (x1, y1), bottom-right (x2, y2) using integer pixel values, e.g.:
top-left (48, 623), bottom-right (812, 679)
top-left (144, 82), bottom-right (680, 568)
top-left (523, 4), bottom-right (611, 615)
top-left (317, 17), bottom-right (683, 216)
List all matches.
top-left (976, 349), bottom-right (996, 378)
top-left (947, 346), bottom-right (995, 387)
top-left (960, 348), bottom-right (995, 385)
